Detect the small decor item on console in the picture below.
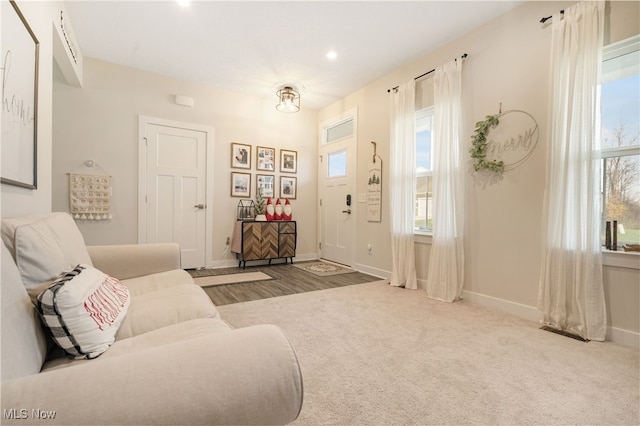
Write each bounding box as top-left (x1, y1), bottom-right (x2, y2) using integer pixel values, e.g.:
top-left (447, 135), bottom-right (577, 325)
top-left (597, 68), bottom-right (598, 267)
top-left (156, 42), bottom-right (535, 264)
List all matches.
top-left (236, 199), bottom-right (255, 220)
top-left (274, 199), bottom-right (283, 220)
top-left (282, 199), bottom-right (292, 221)
top-left (255, 189), bottom-right (267, 221)
top-left (265, 197), bottom-right (275, 221)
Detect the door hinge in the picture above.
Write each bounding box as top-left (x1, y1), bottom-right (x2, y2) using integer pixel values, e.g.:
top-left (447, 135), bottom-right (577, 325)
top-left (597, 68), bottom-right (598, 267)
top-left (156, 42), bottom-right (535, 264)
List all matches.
top-left (319, 199), bottom-right (322, 206)
top-left (145, 194), bottom-right (148, 203)
top-left (319, 242), bottom-right (322, 249)
top-left (144, 137), bottom-right (148, 146)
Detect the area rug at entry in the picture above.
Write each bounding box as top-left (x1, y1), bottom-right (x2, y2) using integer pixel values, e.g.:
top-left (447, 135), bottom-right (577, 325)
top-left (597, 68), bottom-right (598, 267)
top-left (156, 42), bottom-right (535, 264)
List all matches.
top-left (194, 272), bottom-right (272, 287)
top-left (292, 261), bottom-right (354, 276)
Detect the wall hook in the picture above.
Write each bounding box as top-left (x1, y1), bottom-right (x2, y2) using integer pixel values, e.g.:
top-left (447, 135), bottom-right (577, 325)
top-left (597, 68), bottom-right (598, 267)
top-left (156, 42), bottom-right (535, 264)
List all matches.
top-left (371, 141), bottom-right (377, 163)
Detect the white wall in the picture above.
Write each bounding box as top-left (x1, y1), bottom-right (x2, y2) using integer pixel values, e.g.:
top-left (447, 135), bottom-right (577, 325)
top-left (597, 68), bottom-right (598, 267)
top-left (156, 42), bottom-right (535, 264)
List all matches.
top-left (52, 58), bottom-right (318, 266)
top-left (319, 1), bottom-right (640, 345)
top-left (1, 1), bottom-right (59, 217)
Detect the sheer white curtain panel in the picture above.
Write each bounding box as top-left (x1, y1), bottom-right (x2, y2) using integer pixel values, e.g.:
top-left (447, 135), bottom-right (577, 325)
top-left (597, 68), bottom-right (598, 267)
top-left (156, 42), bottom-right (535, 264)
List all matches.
top-left (389, 80), bottom-right (418, 289)
top-left (425, 59), bottom-right (465, 302)
top-left (538, 1), bottom-right (607, 341)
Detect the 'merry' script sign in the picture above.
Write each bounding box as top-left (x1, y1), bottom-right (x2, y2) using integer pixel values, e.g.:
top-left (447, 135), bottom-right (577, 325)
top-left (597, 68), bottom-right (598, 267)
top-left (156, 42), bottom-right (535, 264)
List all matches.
top-left (485, 110), bottom-right (539, 171)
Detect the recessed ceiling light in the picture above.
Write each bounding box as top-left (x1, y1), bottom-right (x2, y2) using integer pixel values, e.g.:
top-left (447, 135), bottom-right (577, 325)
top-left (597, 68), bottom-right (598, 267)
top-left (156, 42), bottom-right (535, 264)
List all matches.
top-left (177, 0), bottom-right (191, 7)
top-left (326, 50), bottom-right (338, 61)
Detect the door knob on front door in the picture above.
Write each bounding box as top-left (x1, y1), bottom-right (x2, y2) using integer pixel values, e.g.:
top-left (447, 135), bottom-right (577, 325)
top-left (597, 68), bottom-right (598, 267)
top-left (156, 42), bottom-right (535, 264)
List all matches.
top-left (342, 209), bottom-right (351, 215)
top-left (194, 204), bottom-right (206, 209)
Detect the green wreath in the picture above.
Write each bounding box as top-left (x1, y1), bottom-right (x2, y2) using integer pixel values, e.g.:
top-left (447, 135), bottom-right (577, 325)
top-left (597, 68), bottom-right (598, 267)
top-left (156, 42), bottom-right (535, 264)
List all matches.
top-left (469, 114), bottom-right (504, 173)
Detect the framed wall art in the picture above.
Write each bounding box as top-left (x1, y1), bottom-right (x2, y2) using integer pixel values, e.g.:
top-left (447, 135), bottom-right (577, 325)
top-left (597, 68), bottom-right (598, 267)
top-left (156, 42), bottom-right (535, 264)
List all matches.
top-left (231, 142), bottom-right (251, 169)
top-left (231, 172), bottom-right (251, 197)
top-left (1, 0), bottom-right (40, 189)
top-left (256, 174), bottom-right (275, 198)
top-left (280, 176), bottom-right (297, 199)
top-left (280, 149), bottom-right (297, 174)
top-left (256, 146), bottom-right (275, 171)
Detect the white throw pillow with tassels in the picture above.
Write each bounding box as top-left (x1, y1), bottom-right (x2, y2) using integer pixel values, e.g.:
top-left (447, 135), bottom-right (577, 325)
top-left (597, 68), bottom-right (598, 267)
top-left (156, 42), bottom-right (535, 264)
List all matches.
top-left (36, 265), bottom-right (130, 359)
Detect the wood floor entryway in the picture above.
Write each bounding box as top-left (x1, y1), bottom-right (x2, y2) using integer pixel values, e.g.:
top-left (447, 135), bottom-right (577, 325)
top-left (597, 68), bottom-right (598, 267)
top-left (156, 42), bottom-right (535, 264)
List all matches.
top-left (188, 262), bottom-right (381, 305)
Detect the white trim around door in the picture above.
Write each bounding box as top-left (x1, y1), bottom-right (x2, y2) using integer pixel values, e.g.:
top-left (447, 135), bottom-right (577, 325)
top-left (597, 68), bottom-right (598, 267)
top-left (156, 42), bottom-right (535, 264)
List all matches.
top-left (138, 115), bottom-right (215, 268)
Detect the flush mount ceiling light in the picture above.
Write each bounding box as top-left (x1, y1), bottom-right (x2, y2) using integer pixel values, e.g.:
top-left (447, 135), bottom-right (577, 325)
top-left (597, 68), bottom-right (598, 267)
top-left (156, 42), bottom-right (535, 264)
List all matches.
top-left (276, 86), bottom-right (300, 113)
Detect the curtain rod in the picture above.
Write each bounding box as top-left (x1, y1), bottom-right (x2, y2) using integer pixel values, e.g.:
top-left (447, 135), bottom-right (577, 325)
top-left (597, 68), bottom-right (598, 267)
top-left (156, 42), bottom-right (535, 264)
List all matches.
top-left (540, 10), bottom-right (564, 24)
top-left (387, 53), bottom-right (468, 93)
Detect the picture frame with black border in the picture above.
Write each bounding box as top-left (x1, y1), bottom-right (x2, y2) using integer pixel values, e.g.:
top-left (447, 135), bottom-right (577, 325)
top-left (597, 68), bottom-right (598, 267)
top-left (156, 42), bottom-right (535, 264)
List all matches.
top-left (280, 149), bottom-right (297, 174)
top-left (279, 176), bottom-right (297, 200)
top-left (231, 142), bottom-right (251, 169)
top-left (256, 146), bottom-right (275, 171)
top-left (231, 172), bottom-right (251, 197)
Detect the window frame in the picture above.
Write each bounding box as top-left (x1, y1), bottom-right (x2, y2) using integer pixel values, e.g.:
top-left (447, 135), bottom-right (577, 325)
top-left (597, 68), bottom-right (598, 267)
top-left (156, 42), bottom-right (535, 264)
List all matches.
top-left (598, 35), bottom-right (640, 269)
top-left (414, 106), bottom-right (434, 235)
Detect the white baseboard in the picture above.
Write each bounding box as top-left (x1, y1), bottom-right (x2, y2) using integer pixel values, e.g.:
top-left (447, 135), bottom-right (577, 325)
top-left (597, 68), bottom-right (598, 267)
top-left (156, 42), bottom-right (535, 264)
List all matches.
top-left (352, 263), bottom-right (390, 279)
top-left (462, 289), bottom-right (640, 350)
top-left (607, 326), bottom-right (640, 350)
top-left (462, 290), bottom-right (539, 322)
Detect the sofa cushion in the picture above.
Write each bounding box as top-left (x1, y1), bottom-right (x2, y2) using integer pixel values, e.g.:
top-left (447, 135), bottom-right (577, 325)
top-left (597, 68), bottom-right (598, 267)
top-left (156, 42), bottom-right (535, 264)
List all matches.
top-left (2, 213), bottom-right (92, 292)
top-left (115, 284), bottom-right (219, 340)
top-left (42, 318), bottom-right (233, 372)
top-left (36, 265), bottom-right (130, 359)
top-left (121, 269), bottom-right (194, 296)
top-left (1, 243), bottom-right (48, 381)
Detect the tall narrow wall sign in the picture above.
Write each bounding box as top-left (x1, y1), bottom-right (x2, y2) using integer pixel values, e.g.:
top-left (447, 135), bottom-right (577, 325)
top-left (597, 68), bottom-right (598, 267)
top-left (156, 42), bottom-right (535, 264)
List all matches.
top-left (367, 158), bottom-right (382, 222)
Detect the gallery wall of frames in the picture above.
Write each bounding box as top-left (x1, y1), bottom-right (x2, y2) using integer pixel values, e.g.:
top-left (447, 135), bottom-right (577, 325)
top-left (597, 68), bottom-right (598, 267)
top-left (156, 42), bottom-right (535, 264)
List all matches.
top-left (230, 142), bottom-right (297, 200)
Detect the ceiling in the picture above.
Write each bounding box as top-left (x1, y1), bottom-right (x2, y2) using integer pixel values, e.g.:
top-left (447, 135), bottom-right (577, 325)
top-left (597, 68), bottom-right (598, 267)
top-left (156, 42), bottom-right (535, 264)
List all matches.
top-left (64, 1), bottom-right (524, 111)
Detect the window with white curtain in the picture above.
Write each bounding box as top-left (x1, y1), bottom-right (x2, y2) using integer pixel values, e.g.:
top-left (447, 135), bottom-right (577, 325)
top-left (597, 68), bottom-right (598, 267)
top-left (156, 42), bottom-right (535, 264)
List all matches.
top-left (599, 35), bottom-right (640, 249)
top-left (414, 106), bottom-right (433, 232)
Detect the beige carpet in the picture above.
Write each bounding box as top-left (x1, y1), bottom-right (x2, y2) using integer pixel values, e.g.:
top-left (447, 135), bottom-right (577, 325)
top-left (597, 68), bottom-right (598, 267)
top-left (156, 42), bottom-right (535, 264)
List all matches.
top-left (193, 271), bottom-right (271, 287)
top-left (217, 281), bottom-right (640, 425)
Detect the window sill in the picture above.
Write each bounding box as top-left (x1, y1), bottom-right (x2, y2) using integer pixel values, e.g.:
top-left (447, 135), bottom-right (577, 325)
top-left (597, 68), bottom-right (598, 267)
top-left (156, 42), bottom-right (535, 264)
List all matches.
top-left (414, 232), bottom-right (433, 244)
top-left (413, 236), bottom-right (639, 270)
top-left (602, 249), bottom-right (640, 270)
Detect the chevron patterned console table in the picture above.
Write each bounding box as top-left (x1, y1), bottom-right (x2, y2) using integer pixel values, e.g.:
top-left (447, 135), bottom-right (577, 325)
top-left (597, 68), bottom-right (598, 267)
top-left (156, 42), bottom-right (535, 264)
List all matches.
top-left (234, 220), bottom-right (297, 269)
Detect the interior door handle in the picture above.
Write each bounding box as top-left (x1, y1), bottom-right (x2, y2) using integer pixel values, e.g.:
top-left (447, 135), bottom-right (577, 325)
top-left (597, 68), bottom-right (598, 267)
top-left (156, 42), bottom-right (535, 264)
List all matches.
top-left (342, 209), bottom-right (351, 215)
top-left (194, 204), bottom-right (206, 209)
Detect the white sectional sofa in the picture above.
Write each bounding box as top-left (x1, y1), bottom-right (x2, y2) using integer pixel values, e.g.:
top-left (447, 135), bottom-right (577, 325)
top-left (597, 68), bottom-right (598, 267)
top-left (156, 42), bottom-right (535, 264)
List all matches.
top-left (1, 212), bottom-right (303, 425)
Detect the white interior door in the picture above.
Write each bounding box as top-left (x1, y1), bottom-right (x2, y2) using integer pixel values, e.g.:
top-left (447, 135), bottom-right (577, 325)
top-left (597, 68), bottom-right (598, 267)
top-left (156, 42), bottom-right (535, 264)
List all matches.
top-left (140, 121), bottom-right (208, 269)
top-left (319, 112), bottom-right (357, 266)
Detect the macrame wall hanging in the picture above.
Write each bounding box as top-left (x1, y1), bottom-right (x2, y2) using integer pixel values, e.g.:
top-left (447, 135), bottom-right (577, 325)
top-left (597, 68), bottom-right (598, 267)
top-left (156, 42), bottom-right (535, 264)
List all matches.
top-left (68, 160), bottom-right (112, 220)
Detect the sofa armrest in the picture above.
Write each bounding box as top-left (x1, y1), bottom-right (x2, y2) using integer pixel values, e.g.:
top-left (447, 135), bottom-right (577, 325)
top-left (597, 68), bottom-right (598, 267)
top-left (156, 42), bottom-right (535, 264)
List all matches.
top-left (1, 324), bottom-right (303, 425)
top-left (87, 243), bottom-right (182, 280)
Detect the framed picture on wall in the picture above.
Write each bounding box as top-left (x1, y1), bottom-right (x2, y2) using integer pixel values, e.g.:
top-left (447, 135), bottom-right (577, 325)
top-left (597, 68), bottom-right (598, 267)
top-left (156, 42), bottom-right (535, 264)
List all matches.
top-left (231, 142), bottom-right (251, 169)
top-left (231, 172), bottom-right (251, 197)
top-left (256, 174), bottom-right (275, 198)
top-left (280, 149), bottom-right (297, 174)
top-left (256, 146), bottom-right (275, 171)
top-left (280, 176), bottom-right (297, 200)
top-left (1, 0), bottom-right (39, 189)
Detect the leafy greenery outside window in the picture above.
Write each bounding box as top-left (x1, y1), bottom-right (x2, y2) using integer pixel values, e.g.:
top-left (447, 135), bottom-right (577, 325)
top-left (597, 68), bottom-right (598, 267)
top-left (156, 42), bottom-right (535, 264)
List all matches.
top-left (599, 35), bottom-right (640, 249)
top-left (415, 107), bottom-right (433, 232)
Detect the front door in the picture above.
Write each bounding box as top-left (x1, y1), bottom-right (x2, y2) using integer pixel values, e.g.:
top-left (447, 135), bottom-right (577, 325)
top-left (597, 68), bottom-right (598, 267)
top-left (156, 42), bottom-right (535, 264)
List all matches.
top-left (319, 112), bottom-right (357, 266)
top-left (139, 118), bottom-right (210, 269)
